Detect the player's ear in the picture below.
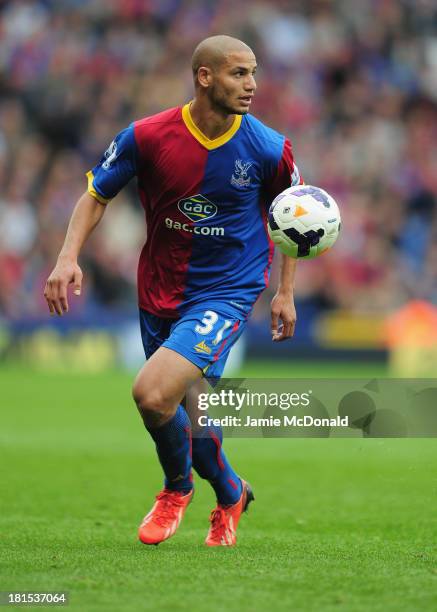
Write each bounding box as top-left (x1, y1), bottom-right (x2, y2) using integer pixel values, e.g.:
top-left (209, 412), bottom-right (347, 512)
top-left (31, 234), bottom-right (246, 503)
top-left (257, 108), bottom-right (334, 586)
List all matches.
top-left (197, 66), bottom-right (212, 89)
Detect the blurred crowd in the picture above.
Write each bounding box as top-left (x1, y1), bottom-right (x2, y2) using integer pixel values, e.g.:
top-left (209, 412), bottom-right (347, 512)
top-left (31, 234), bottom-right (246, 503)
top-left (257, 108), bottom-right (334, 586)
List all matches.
top-left (0, 0), bottom-right (436, 320)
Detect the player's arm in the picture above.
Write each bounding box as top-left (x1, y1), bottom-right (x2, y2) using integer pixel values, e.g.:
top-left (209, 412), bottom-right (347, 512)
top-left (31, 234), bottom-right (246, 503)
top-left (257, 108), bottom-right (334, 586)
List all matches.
top-left (271, 255), bottom-right (297, 342)
top-left (44, 124), bottom-right (138, 316)
top-left (267, 136), bottom-right (302, 341)
top-left (44, 193), bottom-right (106, 315)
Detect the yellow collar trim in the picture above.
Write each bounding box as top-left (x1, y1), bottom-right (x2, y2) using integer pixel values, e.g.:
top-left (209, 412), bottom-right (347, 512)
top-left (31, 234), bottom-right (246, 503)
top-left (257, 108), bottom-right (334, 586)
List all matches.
top-left (182, 103), bottom-right (242, 150)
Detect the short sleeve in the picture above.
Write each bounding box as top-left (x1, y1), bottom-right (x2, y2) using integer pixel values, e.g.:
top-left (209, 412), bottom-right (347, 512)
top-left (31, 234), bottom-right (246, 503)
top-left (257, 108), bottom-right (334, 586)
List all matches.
top-left (86, 124), bottom-right (138, 204)
top-left (264, 137), bottom-right (303, 202)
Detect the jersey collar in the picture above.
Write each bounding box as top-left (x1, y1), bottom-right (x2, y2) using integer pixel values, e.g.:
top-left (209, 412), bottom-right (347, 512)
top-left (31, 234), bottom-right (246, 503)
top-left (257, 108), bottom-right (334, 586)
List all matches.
top-left (181, 102), bottom-right (242, 150)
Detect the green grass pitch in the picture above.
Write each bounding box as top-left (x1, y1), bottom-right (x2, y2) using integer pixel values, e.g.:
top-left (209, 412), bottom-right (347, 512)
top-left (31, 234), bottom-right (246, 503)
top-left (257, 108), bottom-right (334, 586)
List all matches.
top-left (1, 362), bottom-right (436, 611)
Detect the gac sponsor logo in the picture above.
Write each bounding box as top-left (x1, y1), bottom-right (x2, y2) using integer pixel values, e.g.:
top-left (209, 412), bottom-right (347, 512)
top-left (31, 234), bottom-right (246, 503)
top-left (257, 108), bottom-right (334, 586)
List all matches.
top-left (178, 194), bottom-right (218, 222)
top-left (165, 218), bottom-right (224, 236)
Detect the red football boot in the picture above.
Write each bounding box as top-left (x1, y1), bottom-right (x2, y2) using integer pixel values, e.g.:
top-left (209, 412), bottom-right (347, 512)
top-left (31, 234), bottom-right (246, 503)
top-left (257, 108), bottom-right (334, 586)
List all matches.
top-left (138, 488), bottom-right (193, 545)
top-left (205, 480), bottom-right (254, 547)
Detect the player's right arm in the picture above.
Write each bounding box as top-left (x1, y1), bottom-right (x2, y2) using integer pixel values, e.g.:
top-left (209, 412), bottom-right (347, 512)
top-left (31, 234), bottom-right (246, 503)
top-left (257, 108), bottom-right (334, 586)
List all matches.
top-left (44, 124), bottom-right (138, 315)
top-left (265, 136), bottom-right (304, 340)
top-left (44, 192), bottom-right (106, 315)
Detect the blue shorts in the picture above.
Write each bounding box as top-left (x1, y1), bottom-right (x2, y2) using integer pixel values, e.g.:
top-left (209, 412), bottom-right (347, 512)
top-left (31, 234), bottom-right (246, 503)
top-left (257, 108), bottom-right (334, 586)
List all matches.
top-left (139, 306), bottom-right (246, 381)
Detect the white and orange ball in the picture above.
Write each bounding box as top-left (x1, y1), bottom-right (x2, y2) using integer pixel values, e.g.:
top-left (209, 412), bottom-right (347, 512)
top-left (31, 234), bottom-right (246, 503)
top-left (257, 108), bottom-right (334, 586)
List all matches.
top-left (267, 185), bottom-right (341, 259)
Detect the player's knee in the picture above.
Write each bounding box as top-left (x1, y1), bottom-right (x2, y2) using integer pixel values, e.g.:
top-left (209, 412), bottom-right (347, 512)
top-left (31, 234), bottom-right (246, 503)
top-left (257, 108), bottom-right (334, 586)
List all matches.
top-left (132, 382), bottom-right (170, 421)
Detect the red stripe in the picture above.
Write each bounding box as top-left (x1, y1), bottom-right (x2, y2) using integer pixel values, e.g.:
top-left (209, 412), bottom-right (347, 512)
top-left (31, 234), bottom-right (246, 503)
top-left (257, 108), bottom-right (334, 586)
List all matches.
top-left (260, 202), bottom-right (275, 288)
top-left (213, 320), bottom-right (240, 363)
top-left (184, 425), bottom-right (192, 459)
top-left (209, 429), bottom-right (225, 470)
top-left (228, 478), bottom-right (238, 490)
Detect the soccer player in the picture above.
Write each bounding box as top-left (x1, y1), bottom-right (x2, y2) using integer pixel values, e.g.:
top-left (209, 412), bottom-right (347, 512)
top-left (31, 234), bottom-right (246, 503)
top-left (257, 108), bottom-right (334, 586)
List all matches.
top-left (44, 35), bottom-right (303, 547)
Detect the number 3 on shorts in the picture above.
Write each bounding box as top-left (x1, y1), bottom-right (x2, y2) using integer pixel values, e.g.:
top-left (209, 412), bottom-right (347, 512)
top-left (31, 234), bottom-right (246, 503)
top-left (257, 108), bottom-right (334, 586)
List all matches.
top-left (195, 310), bottom-right (232, 345)
top-left (195, 310), bottom-right (219, 335)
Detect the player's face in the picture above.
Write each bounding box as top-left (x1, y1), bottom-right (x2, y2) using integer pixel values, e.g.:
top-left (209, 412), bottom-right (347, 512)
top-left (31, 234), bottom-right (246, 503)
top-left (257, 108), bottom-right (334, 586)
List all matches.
top-left (209, 51), bottom-right (257, 115)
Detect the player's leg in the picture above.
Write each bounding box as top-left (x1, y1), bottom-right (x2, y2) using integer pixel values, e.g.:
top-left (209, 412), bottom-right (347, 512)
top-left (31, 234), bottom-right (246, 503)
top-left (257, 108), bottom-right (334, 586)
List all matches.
top-left (135, 306), bottom-right (253, 546)
top-left (184, 379), bottom-right (243, 505)
top-left (184, 375), bottom-right (254, 547)
top-left (165, 309), bottom-right (254, 546)
top-left (134, 311), bottom-right (202, 545)
top-left (132, 346), bottom-right (201, 491)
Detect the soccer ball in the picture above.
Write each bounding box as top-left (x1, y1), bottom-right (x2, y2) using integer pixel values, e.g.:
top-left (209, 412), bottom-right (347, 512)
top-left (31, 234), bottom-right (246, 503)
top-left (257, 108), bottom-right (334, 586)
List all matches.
top-left (267, 185), bottom-right (341, 259)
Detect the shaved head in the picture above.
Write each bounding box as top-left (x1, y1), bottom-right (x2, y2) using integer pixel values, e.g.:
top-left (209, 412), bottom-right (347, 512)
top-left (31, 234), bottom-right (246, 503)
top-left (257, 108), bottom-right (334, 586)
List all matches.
top-left (190, 35), bottom-right (257, 116)
top-left (192, 35), bottom-right (254, 79)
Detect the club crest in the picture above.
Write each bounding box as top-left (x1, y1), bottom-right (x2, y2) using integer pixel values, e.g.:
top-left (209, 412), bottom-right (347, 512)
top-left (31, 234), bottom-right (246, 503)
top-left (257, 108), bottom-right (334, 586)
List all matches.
top-left (231, 159), bottom-right (253, 188)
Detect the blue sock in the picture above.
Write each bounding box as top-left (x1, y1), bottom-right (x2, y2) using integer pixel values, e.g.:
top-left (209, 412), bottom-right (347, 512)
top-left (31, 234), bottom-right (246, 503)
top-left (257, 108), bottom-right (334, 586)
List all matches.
top-left (192, 422), bottom-right (242, 505)
top-left (147, 405), bottom-right (193, 492)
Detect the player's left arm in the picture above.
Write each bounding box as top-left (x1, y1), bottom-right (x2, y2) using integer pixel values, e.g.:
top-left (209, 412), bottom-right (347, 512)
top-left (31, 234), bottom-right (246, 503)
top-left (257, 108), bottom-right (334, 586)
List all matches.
top-left (267, 136), bottom-right (303, 342)
top-left (271, 255), bottom-right (297, 342)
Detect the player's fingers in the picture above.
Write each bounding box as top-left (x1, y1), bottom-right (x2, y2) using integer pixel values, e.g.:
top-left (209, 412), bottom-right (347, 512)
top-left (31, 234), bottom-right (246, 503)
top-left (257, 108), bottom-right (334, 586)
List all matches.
top-left (272, 322), bottom-right (283, 341)
top-left (287, 325), bottom-right (295, 338)
top-left (47, 295), bottom-right (62, 316)
top-left (50, 280), bottom-right (64, 316)
top-left (44, 281), bottom-right (57, 316)
top-left (274, 322), bottom-right (289, 341)
top-left (279, 323), bottom-right (290, 340)
top-left (44, 294), bottom-right (56, 316)
top-left (271, 310), bottom-right (280, 335)
top-left (73, 269), bottom-right (82, 296)
top-left (52, 298), bottom-right (63, 316)
top-left (58, 282), bottom-right (69, 313)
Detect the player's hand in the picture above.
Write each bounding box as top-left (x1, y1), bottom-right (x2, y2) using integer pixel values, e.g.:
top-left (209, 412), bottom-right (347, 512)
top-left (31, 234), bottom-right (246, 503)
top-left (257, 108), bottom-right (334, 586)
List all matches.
top-left (271, 292), bottom-right (297, 341)
top-left (44, 257), bottom-right (83, 316)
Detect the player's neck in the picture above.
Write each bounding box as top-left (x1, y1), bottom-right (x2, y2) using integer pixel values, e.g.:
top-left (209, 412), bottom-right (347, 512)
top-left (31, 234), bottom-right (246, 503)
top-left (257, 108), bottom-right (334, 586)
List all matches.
top-left (189, 99), bottom-right (235, 140)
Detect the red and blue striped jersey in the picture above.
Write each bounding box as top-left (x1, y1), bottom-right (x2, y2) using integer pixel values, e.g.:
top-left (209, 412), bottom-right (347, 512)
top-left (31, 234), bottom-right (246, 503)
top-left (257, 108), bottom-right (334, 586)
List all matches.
top-left (87, 104), bottom-right (303, 319)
